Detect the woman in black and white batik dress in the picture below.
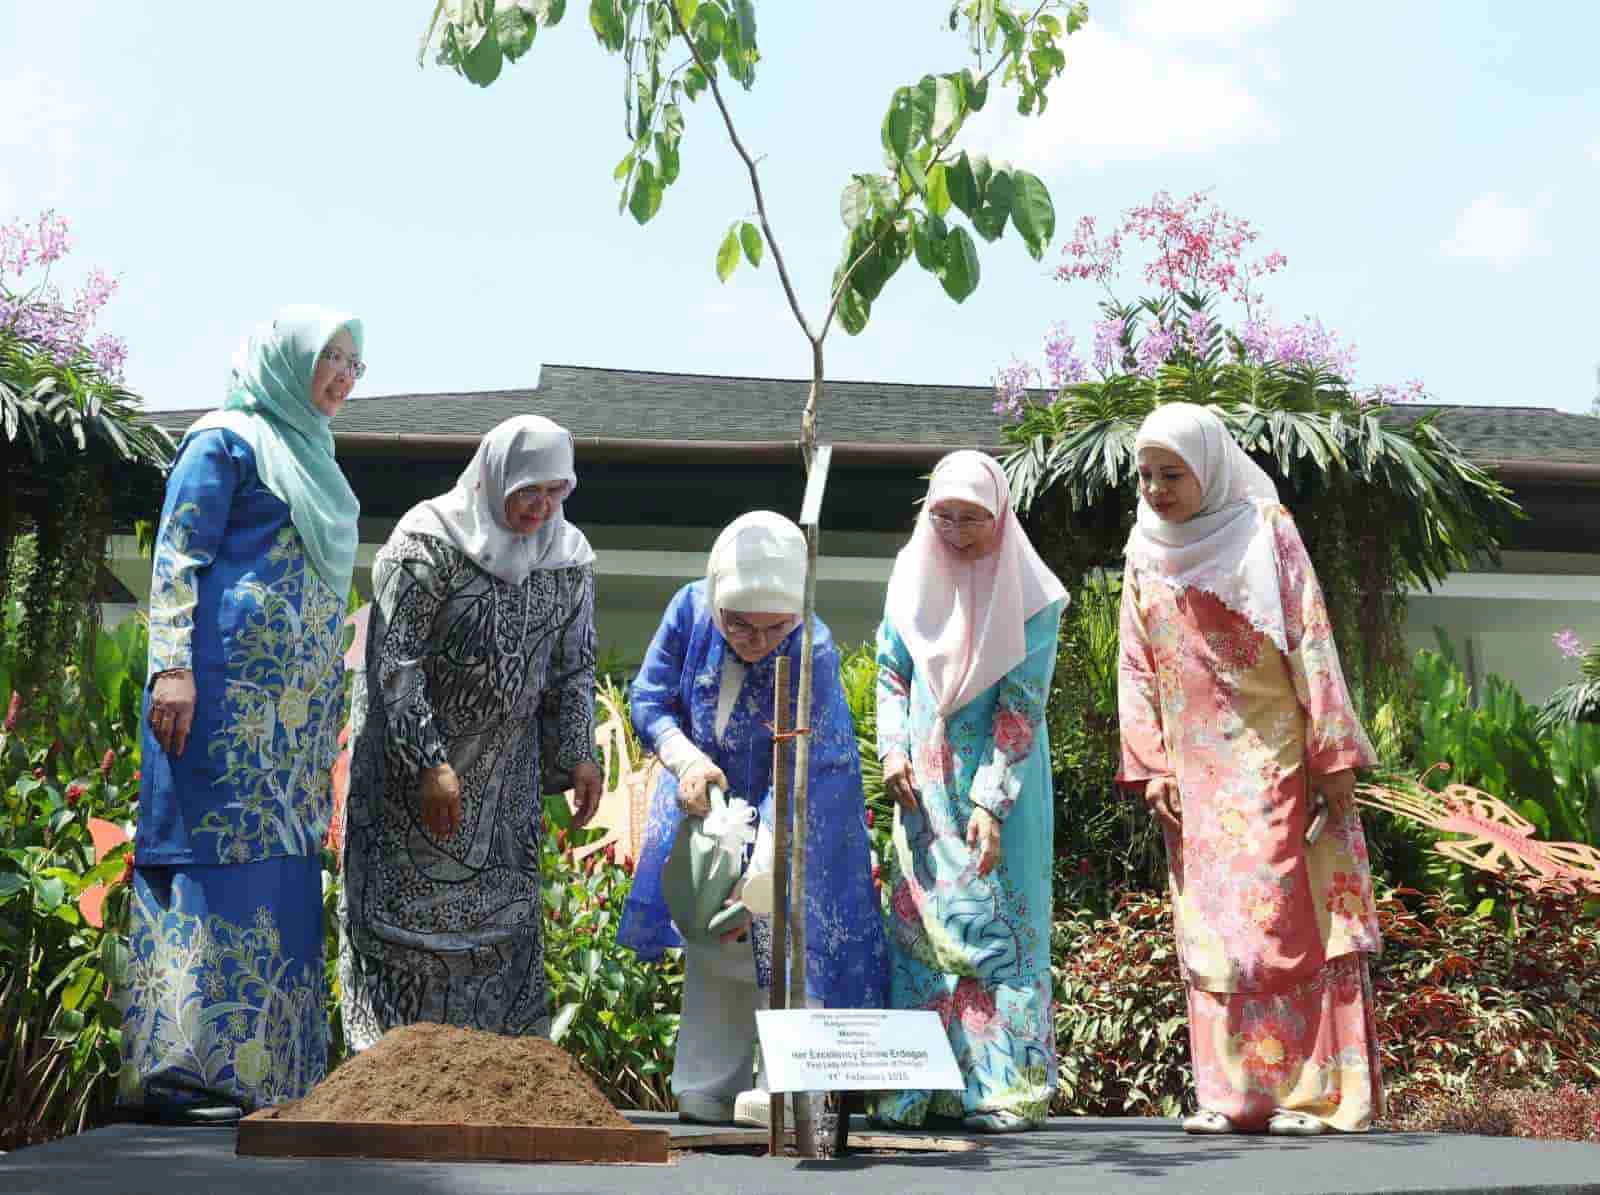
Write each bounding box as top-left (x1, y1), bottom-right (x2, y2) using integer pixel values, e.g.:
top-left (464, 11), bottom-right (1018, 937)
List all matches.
top-left (340, 416), bottom-right (604, 1050)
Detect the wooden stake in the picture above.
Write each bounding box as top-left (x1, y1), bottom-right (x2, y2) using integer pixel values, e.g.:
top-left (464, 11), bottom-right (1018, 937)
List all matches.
top-left (789, 522), bottom-right (818, 1157)
top-left (768, 652), bottom-right (790, 1158)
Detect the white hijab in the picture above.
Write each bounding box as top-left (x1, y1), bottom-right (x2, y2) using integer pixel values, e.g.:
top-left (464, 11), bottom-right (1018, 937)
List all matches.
top-left (884, 451), bottom-right (1067, 719)
top-left (705, 511), bottom-right (807, 634)
top-left (398, 415), bottom-right (595, 585)
top-left (1125, 403), bottom-right (1287, 651)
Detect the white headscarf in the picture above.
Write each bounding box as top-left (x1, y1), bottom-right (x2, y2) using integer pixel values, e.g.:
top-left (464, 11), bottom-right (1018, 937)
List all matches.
top-left (705, 511), bottom-right (807, 633)
top-left (397, 415), bottom-right (595, 585)
top-left (1125, 402), bottom-right (1288, 651)
top-left (884, 451), bottom-right (1067, 719)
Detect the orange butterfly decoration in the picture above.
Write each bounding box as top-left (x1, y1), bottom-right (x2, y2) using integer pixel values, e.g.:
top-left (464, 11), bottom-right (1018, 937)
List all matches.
top-left (1356, 764), bottom-right (1600, 896)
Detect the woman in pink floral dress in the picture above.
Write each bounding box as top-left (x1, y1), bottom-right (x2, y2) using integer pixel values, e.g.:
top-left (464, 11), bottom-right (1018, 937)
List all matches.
top-left (1117, 403), bottom-right (1384, 1136)
top-left (874, 451), bottom-right (1067, 1132)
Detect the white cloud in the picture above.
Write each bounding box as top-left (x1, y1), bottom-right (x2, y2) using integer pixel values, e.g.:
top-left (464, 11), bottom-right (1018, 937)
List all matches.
top-left (983, 24), bottom-right (1285, 168)
top-left (1435, 188), bottom-right (1557, 271)
top-left (1124, 0), bottom-right (1293, 38)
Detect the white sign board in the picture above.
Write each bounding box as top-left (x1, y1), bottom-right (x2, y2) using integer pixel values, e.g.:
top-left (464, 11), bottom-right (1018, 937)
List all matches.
top-left (755, 1009), bottom-right (963, 1093)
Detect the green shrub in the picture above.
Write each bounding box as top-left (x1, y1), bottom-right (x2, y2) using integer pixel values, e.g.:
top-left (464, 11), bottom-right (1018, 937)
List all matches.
top-left (0, 711), bottom-right (140, 1149)
top-left (1376, 885), bottom-right (1600, 1115)
top-left (542, 801), bottom-right (681, 1112)
top-left (1047, 884), bottom-right (1600, 1120)
top-left (1392, 1085), bottom-right (1600, 1142)
top-left (1050, 892), bottom-right (1189, 1116)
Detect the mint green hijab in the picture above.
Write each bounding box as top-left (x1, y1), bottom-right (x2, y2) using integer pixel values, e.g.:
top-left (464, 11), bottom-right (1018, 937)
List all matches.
top-left (184, 305), bottom-right (362, 596)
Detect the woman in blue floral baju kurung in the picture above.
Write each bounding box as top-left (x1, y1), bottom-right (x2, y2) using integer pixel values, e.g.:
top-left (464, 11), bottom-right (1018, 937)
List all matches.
top-left (618, 512), bottom-right (888, 1127)
top-left (874, 451), bottom-right (1066, 1133)
top-left (121, 308), bottom-right (363, 1119)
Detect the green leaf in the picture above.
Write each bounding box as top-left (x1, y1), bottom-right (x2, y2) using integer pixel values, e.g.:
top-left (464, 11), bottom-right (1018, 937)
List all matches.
top-left (840, 177), bottom-right (871, 230)
top-left (613, 149), bottom-right (636, 182)
top-left (715, 223), bottom-right (741, 283)
top-left (459, 20), bottom-right (504, 86)
top-left (654, 131), bottom-right (680, 184)
top-left (739, 221), bottom-right (764, 268)
top-left (628, 159), bottom-right (662, 224)
top-left (692, 4), bottom-right (725, 63)
top-left (836, 278), bottom-right (871, 336)
top-left (972, 169), bottom-right (1012, 241)
top-left (912, 212), bottom-right (949, 272)
top-left (926, 162), bottom-right (952, 218)
top-left (590, 0), bottom-right (625, 50)
top-left (674, 0), bottom-right (699, 28)
top-left (34, 874), bottom-right (65, 913)
top-left (882, 87), bottom-right (916, 160)
top-left (965, 69), bottom-right (989, 112)
top-left (1009, 169), bottom-right (1055, 260)
top-left (939, 226), bottom-right (980, 301)
top-left (0, 872), bottom-right (25, 901)
top-left (946, 152), bottom-right (979, 218)
top-left (929, 74), bottom-right (963, 142)
top-left (494, 7), bottom-right (536, 60)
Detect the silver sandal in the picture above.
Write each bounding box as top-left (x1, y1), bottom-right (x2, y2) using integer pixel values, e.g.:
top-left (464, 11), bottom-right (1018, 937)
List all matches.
top-left (1182, 1109), bottom-right (1238, 1134)
top-left (1267, 1111), bottom-right (1327, 1136)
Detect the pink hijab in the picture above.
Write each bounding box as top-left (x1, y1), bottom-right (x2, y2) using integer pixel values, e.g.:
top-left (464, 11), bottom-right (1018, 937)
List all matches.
top-left (884, 451), bottom-right (1067, 718)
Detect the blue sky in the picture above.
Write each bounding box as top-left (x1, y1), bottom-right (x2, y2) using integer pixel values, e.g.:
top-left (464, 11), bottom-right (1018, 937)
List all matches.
top-left (4, 1), bottom-right (1597, 418)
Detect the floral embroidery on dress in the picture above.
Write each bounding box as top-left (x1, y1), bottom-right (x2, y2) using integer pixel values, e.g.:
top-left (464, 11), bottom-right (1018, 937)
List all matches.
top-left (121, 880), bottom-right (325, 1110)
top-left (195, 527), bottom-right (344, 863)
top-left (147, 501), bottom-right (209, 673)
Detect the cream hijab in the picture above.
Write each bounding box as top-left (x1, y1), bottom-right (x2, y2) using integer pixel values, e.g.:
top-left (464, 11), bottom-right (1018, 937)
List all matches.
top-left (1125, 403), bottom-right (1287, 651)
top-left (884, 451), bottom-right (1066, 719)
top-left (705, 511), bottom-right (807, 634)
top-left (397, 415), bottom-right (594, 585)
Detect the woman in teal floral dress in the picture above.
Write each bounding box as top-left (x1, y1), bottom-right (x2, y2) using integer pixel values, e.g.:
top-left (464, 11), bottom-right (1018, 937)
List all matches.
top-left (121, 307), bottom-right (363, 1120)
top-left (873, 451), bottom-right (1066, 1133)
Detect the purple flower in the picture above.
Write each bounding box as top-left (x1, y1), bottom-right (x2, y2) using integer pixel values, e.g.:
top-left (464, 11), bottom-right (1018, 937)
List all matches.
top-left (991, 358), bottom-right (1038, 419)
top-left (1554, 629), bottom-right (1585, 661)
top-left (1184, 308), bottom-right (1214, 353)
top-left (1042, 322), bottom-right (1088, 390)
top-left (90, 333), bottom-right (128, 381)
top-left (1092, 317), bottom-right (1125, 374)
top-left (1135, 326), bottom-right (1178, 377)
top-left (1239, 318), bottom-right (1273, 363)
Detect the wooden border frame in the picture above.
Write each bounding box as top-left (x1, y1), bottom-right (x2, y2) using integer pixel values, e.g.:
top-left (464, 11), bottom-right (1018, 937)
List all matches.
top-left (236, 1108), bottom-right (670, 1165)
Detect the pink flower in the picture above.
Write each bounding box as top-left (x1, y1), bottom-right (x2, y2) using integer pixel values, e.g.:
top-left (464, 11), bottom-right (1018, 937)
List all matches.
top-left (915, 735), bottom-right (953, 787)
top-left (865, 807), bottom-right (875, 829)
top-left (65, 781), bottom-right (86, 807)
top-left (950, 978), bottom-right (1000, 1041)
top-left (993, 708), bottom-right (1035, 760)
top-left (3, 691), bottom-right (19, 732)
top-left (1555, 629), bottom-right (1585, 661)
top-left (892, 878), bottom-right (922, 925)
top-left (100, 749), bottom-right (116, 777)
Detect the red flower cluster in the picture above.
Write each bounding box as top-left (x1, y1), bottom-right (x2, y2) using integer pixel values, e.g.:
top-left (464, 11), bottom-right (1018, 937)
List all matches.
top-left (65, 781), bottom-right (86, 807)
top-left (101, 749), bottom-right (116, 776)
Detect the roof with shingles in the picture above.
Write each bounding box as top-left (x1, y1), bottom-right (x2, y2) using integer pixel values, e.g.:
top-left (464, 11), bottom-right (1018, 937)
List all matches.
top-left (147, 363), bottom-right (1600, 464)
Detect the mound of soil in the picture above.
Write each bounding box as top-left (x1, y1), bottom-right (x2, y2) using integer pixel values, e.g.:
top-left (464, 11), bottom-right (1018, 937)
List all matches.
top-left (276, 1023), bottom-right (628, 1128)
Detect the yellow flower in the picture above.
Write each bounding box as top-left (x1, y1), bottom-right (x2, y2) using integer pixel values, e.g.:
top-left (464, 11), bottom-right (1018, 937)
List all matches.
top-left (277, 687), bottom-right (310, 732)
top-left (1254, 1036), bottom-right (1285, 1066)
top-left (234, 1039), bottom-right (271, 1087)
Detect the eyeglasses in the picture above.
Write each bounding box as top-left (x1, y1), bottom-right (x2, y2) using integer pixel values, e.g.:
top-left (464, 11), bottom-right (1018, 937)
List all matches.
top-left (320, 345), bottom-right (366, 380)
top-left (722, 613), bottom-right (797, 644)
top-left (928, 512), bottom-right (994, 533)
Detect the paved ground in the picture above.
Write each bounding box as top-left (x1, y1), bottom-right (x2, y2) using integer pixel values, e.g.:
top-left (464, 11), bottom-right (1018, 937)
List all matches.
top-left (3, 1114), bottom-right (1597, 1195)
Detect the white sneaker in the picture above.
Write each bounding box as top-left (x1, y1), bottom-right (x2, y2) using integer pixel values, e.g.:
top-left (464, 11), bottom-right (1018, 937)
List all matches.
top-left (733, 1088), bottom-right (792, 1128)
top-left (677, 1091), bottom-right (735, 1124)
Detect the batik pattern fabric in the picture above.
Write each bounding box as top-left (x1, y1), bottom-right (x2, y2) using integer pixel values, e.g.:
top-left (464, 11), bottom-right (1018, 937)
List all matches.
top-left (617, 581), bottom-right (888, 1012)
top-left (120, 857), bottom-right (326, 1112)
top-left (1117, 503), bottom-right (1384, 1130)
top-left (339, 530), bottom-right (596, 1051)
top-left (873, 599), bottom-right (1064, 1129)
top-left (123, 427), bottom-right (343, 1111)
